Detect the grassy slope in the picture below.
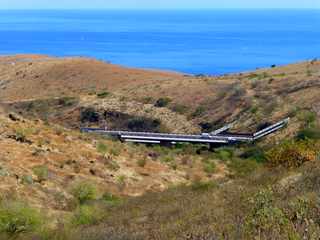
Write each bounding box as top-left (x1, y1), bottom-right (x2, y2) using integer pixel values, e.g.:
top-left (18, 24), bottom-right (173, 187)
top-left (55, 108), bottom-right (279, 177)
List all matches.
top-left (73, 160), bottom-right (320, 240)
top-left (0, 108), bottom-right (228, 211)
top-left (0, 55), bottom-right (320, 239)
top-left (1, 55), bottom-right (319, 135)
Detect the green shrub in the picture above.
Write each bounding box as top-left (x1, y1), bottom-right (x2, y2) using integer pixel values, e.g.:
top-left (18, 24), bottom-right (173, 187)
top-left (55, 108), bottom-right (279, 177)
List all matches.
top-left (297, 110), bottom-right (317, 127)
top-left (137, 158), bottom-right (147, 168)
top-left (199, 122), bottom-right (215, 132)
top-left (80, 108), bottom-right (99, 123)
top-left (13, 128), bottom-right (34, 143)
top-left (109, 147), bottom-right (121, 156)
top-left (250, 105), bottom-right (259, 114)
top-left (71, 182), bottom-right (98, 205)
top-left (170, 162), bottom-right (178, 170)
top-left (215, 147), bottom-right (234, 161)
top-left (0, 167), bottom-right (9, 177)
top-left (32, 165), bottom-right (49, 182)
top-left (21, 175), bottom-right (34, 185)
top-left (231, 84), bottom-right (246, 99)
top-left (265, 140), bottom-right (317, 168)
top-left (96, 142), bottom-right (108, 155)
top-left (102, 192), bottom-right (121, 206)
top-left (203, 162), bottom-right (216, 174)
top-left (296, 127), bottom-right (320, 140)
top-left (58, 97), bottom-right (77, 106)
top-left (96, 91), bottom-right (110, 98)
top-left (245, 188), bottom-right (290, 237)
top-left (190, 180), bottom-right (217, 191)
top-left (104, 159), bottom-right (120, 171)
top-left (191, 106), bottom-right (206, 117)
top-left (71, 205), bottom-right (103, 226)
top-left (240, 146), bottom-right (266, 163)
top-left (0, 201), bottom-right (43, 235)
top-left (116, 175), bottom-right (126, 190)
top-left (154, 97), bottom-right (172, 107)
top-left (170, 104), bottom-right (188, 114)
top-left (127, 117), bottom-right (161, 132)
top-left (228, 158), bottom-right (259, 177)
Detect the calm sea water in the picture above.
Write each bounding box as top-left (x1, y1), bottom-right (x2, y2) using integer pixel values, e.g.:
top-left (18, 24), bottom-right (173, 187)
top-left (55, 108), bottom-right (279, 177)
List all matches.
top-left (0, 10), bottom-right (319, 74)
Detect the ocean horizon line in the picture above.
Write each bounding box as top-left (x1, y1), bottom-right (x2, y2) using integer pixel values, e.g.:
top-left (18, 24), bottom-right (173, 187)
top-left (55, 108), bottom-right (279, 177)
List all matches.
top-left (0, 8), bottom-right (319, 11)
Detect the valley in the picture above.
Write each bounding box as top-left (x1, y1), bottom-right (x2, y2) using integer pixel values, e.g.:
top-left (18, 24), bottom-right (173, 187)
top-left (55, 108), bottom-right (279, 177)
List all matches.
top-left (0, 55), bottom-right (319, 239)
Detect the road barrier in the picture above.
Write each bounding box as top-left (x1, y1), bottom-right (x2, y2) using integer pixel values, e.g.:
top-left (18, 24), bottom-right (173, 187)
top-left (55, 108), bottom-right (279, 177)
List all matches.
top-left (81, 118), bottom-right (289, 146)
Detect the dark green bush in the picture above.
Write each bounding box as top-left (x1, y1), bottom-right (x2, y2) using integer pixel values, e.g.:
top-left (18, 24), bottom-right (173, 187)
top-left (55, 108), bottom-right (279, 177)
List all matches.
top-left (191, 106), bottom-right (206, 117)
top-left (96, 91), bottom-right (110, 98)
top-left (80, 108), bottom-right (99, 123)
top-left (154, 97), bottom-right (172, 108)
top-left (296, 127), bottom-right (320, 140)
top-left (127, 118), bottom-right (161, 132)
top-left (199, 122), bottom-right (215, 132)
top-left (58, 97), bottom-right (77, 106)
top-left (240, 146), bottom-right (266, 163)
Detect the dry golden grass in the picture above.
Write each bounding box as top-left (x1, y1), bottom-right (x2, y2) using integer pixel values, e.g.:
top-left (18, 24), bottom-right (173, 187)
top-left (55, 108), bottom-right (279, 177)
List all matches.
top-left (0, 110), bottom-right (227, 214)
top-left (1, 55), bottom-right (320, 239)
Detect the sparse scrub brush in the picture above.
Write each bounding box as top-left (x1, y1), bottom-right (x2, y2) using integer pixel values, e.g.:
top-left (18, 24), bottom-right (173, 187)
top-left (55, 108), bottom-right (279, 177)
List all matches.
top-left (191, 106), bottom-right (206, 117)
top-left (203, 162), bottom-right (216, 174)
top-left (32, 165), bottom-right (49, 182)
top-left (245, 188), bottom-right (290, 238)
top-left (137, 158), bottom-right (147, 168)
top-left (0, 201), bottom-right (44, 235)
top-left (96, 142), bottom-right (108, 155)
top-left (296, 127), bottom-right (320, 140)
top-left (154, 97), bottom-right (172, 108)
top-left (102, 192), bottom-right (121, 206)
top-left (96, 91), bottom-right (110, 98)
top-left (191, 180), bottom-right (217, 191)
top-left (266, 140), bottom-right (318, 168)
top-left (214, 147), bottom-right (234, 161)
top-left (71, 182), bottom-right (98, 205)
top-left (71, 205), bottom-right (103, 226)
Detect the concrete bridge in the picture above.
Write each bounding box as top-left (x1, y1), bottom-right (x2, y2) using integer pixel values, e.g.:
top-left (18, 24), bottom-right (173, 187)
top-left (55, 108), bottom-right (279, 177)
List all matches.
top-left (81, 118), bottom-right (289, 146)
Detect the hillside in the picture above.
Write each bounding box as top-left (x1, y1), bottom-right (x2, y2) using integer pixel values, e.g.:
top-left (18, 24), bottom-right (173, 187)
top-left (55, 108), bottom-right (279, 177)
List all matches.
top-left (0, 55), bottom-right (320, 239)
top-left (1, 55), bottom-right (319, 135)
top-left (0, 107), bottom-right (229, 206)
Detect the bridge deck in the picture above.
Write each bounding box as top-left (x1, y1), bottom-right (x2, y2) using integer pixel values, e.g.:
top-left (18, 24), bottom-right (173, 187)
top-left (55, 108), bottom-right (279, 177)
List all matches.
top-left (81, 118), bottom-right (289, 145)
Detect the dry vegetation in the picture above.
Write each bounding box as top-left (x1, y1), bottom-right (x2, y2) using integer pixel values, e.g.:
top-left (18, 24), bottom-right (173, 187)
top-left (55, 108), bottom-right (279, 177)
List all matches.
top-left (0, 55), bottom-right (320, 239)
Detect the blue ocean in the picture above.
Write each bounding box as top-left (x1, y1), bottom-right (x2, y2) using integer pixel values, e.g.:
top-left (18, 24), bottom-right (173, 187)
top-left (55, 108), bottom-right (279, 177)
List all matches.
top-left (0, 9), bottom-right (319, 74)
